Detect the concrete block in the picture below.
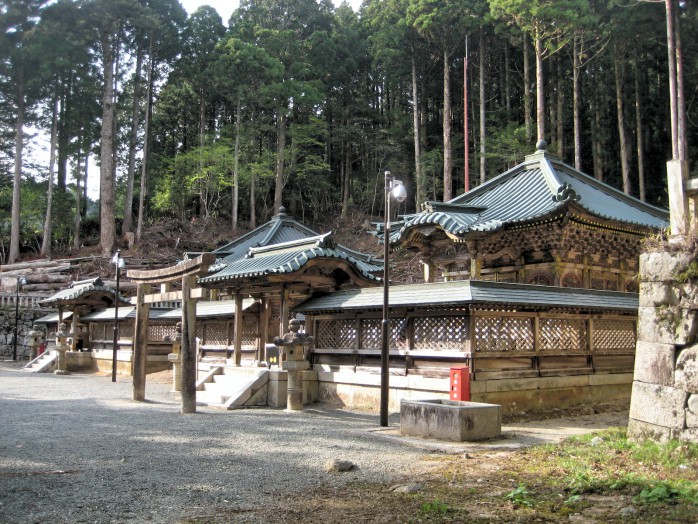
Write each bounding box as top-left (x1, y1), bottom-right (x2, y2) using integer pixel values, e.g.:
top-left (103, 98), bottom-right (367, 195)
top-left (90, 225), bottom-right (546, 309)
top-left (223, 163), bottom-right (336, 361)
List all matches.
top-left (629, 381), bottom-right (688, 429)
top-left (400, 399), bottom-right (501, 442)
top-left (537, 375), bottom-right (589, 390)
top-left (302, 370), bottom-right (318, 404)
top-left (267, 372), bottom-right (287, 408)
top-left (675, 344), bottom-right (698, 393)
top-left (637, 306), bottom-right (697, 345)
top-left (633, 341), bottom-right (676, 386)
top-left (483, 377), bottom-right (538, 393)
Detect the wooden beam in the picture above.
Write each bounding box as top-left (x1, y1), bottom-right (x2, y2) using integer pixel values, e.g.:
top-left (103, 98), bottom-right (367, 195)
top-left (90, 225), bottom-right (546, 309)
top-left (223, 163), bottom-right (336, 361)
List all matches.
top-left (127, 253), bottom-right (216, 284)
top-left (142, 287), bottom-right (207, 304)
top-left (233, 292), bottom-right (243, 367)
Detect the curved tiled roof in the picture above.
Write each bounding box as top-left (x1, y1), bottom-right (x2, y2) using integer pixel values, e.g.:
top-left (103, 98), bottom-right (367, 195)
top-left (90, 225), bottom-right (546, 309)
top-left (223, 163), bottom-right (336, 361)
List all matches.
top-left (38, 278), bottom-right (130, 307)
top-left (389, 146), bottom-right (668, 244)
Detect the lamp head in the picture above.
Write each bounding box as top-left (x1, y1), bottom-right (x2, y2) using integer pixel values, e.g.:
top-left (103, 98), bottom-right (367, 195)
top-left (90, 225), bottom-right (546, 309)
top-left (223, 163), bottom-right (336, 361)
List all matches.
top-left (392, 181), bottom-right (407, 203)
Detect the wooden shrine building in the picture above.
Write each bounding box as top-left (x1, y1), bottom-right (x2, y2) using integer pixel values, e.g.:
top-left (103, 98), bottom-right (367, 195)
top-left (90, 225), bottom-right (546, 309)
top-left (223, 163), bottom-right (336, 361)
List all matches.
top-left (386, 143), bottom-right (669, 291)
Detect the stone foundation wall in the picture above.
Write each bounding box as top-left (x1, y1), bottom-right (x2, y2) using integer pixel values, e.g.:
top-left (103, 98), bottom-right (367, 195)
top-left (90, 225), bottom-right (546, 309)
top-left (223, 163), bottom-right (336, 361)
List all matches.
top-left (628, 251), bottom-right (698, 443)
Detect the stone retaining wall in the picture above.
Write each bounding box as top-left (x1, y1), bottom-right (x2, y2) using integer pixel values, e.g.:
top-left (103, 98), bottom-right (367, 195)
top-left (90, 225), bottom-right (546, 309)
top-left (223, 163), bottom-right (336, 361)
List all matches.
top-left (0, 306), bottom-right (50, 360)
top-left (628, 251), bottom-right (698, 443)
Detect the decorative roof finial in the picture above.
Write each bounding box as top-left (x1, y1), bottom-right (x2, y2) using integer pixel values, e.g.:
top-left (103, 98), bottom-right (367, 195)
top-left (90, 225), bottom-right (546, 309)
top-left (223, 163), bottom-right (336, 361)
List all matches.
top-left (277, 206), bottom-right (287, 217)
top-left (536, 139), bottom-right (547, 152)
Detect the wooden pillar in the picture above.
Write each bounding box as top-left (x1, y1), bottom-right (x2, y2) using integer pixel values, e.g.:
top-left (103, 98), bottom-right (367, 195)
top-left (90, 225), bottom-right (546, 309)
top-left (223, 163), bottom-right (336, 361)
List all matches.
top-left (180, 275), bottom-right (197, 414)
top-left (258, 297), bottom-right (269, 361)
top-left (279, 285), bottom-right (289, 338)
top-left (132, 283), bottom-right (151, 401)
top-left (70, 310), bottom-right (79, 351)
top-left (233, 291), bottom-right (243, 366)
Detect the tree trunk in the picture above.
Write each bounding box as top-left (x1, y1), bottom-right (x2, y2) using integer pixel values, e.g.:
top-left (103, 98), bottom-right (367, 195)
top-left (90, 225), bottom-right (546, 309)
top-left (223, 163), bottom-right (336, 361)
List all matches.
top-left (136, 52), bottom-right (154, 243)
top-left (556, 54), bottom-right (563, 157)
top-left (504, 42), bottom-right (511, 117)
top-left (591, 63), bottom-right (604, 181)
top-left (8, 71), bottom-right (25, 264)
top-left (41, 95), bottom-right (59, 257)
top-left (614, 47), bottom-right (631, 195)
top-left (73, 146), bottom-right (82, 252)
top-left (479, 30), bottom-right (486, 185)
top-left (56, 74), bottom-right (71, 192)
top-left (123, 47), bottom-right (143, 236)
top-left (673, 1), bottom-right (687, 160)
top-left (523, 34), bottom-right (532, 143)
top-left (535, 36), bottom-right (545, 143)
top-left (573, 35), bottom-right (581, 170)
top-left (665, 0), bottom-right (679, 160)
top-left (634, 51), bottom-right (646, 202)
top-left (463, 37), bottom-right (469, 192)
top-left (443, 48), bottom-right (452, 201)
top-left (412, 56), bottom-right (424, 205)
top-left (99, 33), bottom-right (117, 257)
top-left (232, 94), bottom-right (241, 235)
top-left (274, 108), bottom-right (287, 213)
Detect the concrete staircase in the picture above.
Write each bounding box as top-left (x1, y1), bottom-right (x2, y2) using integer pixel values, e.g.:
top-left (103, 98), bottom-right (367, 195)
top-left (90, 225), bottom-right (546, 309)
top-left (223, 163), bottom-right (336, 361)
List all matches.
top-left (22, 351), bottom-right (57, 373)
top-left (196, 366), bottom-right (269, 410)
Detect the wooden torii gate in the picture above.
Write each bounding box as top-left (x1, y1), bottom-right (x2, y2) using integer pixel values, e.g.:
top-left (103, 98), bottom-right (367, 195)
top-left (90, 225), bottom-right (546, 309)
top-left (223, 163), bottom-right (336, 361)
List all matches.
top-left (127, 254), bottom-right (215, 413)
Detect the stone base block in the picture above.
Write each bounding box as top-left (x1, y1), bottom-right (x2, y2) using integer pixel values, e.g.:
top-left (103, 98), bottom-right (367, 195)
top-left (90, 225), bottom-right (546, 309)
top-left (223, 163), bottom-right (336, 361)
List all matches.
top-left (676, 343), bottom-right (698, 393)
top-left (400, 399), bottom-right (501, 442)
top-left (633, 341), bottom-right (675, 386)
top-left (627, 418), bottom-right (678, 444)
top-left (629, 381), bottom-right (687, 429)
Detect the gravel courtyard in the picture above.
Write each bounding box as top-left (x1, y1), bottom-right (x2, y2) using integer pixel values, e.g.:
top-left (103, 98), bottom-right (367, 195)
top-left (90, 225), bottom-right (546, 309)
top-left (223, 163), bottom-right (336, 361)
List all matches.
top-left (0, 362), bottom-right (428, 523)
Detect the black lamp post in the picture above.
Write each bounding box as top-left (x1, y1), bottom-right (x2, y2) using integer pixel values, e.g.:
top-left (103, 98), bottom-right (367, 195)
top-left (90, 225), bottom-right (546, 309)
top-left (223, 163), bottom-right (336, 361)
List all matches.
top-left (12, 276), bottom-right (27, 361)
top-left (380, 171), bottom-right (406, 427)
top-left (111, 250), bottom-right (124, 382)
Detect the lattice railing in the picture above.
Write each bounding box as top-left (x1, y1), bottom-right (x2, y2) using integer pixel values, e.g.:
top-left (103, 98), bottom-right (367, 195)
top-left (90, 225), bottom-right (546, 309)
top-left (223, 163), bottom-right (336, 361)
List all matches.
top-left (473, 316), bottom-right (534, 352)
top-left (413, 316), bottom-right (468, 351)
top-left (360, 319), bottom-right (382, 349)
top-left (204, 321), bottom-right (229, 346)
top-left (316, 319), bottom-right (357, 348)
top-left (148, 324), bottom-right (176, 342)
top-left (539, 318), bottom-right (587, 352)
top-left (592, 319), bottom-right (636, 352)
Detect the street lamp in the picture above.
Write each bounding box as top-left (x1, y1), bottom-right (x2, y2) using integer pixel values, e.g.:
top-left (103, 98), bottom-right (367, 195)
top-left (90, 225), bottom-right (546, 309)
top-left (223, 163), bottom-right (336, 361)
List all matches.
top-left (12, 276), bottom-right (27, 361)
top-left (111, 250), bottom-right (125, 382)
top-left (381, 171), bottom-right (407, 427)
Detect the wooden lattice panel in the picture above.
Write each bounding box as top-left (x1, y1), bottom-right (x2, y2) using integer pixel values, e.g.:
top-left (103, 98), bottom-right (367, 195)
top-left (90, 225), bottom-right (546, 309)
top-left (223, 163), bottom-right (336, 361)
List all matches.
top-left (205, 322), bottom-right (229, 345)
top-left (196, 323), bottom-right (204, 339)
top-left (148, 324), bottom-right (176, 342)
top-left (242, 318), bottom-right (258, 349)
top-left (360, 319), bottom-right (382, 349)
top-left (118, 324), bottom-right (134, 341)
top-left (593, 319), bottom-right (636, 351)
top-left (413, 316), bottom-right (468, 351)
top-left (474, 316), bottom-right (534, 352)
top-left (90, 323), bottom-right (105, 340)
top-left (539, 318), bottom-right (587, 351)
top-left (316, 319), bottom-right (357, 349)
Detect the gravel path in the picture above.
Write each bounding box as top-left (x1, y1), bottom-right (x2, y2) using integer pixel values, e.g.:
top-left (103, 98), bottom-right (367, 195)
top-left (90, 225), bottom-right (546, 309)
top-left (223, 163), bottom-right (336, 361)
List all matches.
top-left (0, 362), bottom-right (630, 523)
top-left (0, 362), bottom-right (425, 523)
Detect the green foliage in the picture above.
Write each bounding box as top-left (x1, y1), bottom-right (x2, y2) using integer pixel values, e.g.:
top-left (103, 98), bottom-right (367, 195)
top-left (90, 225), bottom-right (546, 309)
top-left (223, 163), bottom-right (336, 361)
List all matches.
top-left (506, 483), bottom-right (534, 507)
top-left (419, 498), bottom-right (449, 514)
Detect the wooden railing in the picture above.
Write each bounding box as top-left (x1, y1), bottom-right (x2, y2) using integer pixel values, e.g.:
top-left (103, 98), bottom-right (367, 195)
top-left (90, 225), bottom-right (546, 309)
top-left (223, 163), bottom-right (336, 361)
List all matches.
top-left (0, 294), bottom-right (46, 308)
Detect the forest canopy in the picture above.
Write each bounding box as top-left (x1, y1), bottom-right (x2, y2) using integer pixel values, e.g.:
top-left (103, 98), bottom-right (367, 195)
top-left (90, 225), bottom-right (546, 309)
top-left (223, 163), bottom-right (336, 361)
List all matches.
top-left (0, 0), bottom-right (695, 263)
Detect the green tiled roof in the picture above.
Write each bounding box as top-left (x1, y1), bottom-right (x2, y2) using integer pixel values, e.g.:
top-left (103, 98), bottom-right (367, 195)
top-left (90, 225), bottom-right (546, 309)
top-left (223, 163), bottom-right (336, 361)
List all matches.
top-left (200, 234), bottom-right (382, 284)
top-left (38, 278), bottom-right (130, 307)
top-left (293, 280), bottom-right (638, 313)
top-left (385, 145), bottom-right (668, 243)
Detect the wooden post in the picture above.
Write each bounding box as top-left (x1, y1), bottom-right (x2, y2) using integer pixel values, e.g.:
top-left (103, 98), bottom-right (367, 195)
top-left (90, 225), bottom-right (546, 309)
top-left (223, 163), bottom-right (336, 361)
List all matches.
top-left (132, 283), bottom-right (151, 401)
top-left (258, 297), bottom-right (269, 361)
top-left (279, 285), bottom-right (289, 338)
top-left (180, 275), bottom-right (197, 414)
top-left (667, 160), bottom-right (690, 237)
top-left (234, 291), bottom-right (243, 366)
top-left (70, 310), bottom-right (79, 351)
